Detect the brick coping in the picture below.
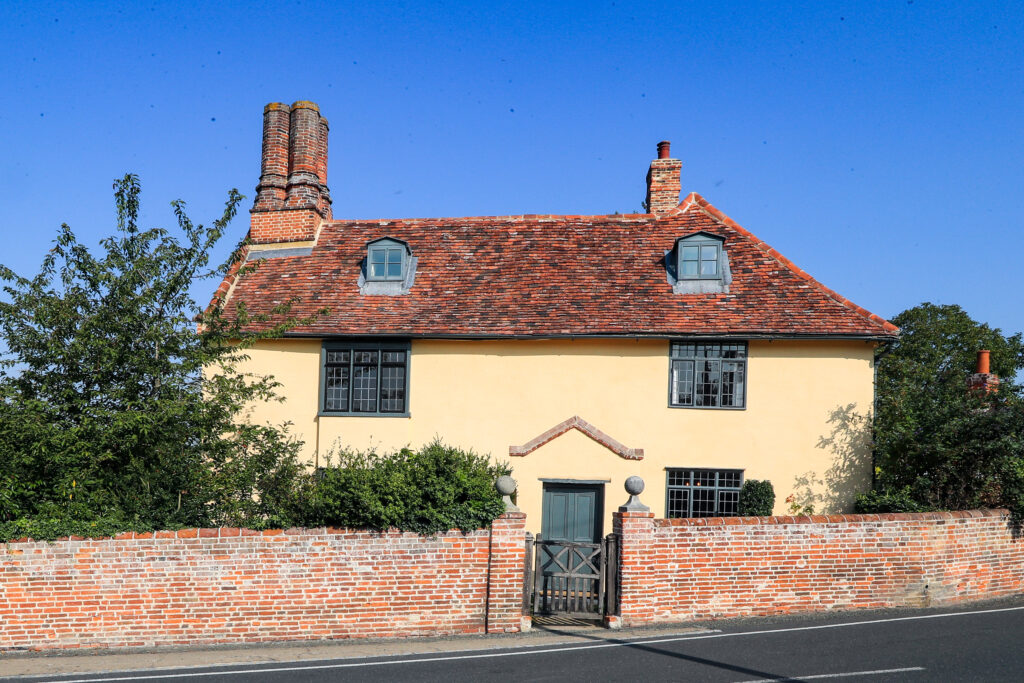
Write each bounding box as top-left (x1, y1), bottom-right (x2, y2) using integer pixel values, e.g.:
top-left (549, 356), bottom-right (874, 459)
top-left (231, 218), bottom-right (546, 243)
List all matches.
top-left (2, 515), bottom-right (526, 546)
top-left (652, 508), bottom-right (1010, 527)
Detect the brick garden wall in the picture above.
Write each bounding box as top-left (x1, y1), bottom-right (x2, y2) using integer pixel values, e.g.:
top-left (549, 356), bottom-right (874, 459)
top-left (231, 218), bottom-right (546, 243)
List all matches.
top-left (0, 513), bottom-right (526, 651)
top-left (615, 508), bottom-right (1024, 626)
top-left (4, 508), bottom-right (1022, 651)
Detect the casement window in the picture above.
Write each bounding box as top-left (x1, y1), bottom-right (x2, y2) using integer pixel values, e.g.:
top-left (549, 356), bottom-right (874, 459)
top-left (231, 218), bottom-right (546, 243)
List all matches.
top-left (665, 468), bottom-right (743, 518)
top-left (669, 341), bottom-right (747, 409)
top-left (675, 233), bottom-right (724, 280)
top-left (366, 238), bottom-right (409, 282)
top-left (320, 342), bottom-right (410, 416)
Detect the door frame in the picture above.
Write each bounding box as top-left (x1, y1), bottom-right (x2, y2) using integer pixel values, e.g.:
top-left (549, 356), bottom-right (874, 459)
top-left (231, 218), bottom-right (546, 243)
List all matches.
top-left (539, 479), bottom-right (607, 543)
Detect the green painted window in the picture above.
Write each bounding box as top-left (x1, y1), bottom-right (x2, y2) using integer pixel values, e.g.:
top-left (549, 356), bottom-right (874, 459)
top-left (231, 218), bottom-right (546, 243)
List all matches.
top-left (366, 238), bottom-right (409, 282)
top-left (670, 341), bottom-right (747, 409)
top-left (321, 342), bottom-right (409, 415)
top-left (676, 234), bottom-right (723, 280)
top-left (665, 468), bottom-right (743, 518)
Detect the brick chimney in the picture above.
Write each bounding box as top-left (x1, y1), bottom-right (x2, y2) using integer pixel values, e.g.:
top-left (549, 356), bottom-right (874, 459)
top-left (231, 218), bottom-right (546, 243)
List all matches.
top-left (645, 141), bottom-right (682, 215)
top-left (967, 350), bottom-right (1000, 394)
top-left (250, 101), bottom-right (331, 244)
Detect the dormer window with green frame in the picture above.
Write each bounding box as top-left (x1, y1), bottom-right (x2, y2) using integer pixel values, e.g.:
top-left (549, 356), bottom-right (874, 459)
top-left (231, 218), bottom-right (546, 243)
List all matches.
top-left (676, 233), bottom-right (724, 280)
top-left (366, 237), bottom-right (410, 282)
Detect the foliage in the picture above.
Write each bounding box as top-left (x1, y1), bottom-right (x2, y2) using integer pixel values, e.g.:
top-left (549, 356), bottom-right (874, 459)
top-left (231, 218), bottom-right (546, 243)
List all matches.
top-left (0, 175), bottom-right (314, 540)
top-left (784, 494), bottom-right (815, 516)
top-left (853, 487), bottom-right (933, 514)
top-left (738, 479), bottom-right (775, 516)
top-left (302, 440), bottom-right (511, 534)
top-left (873, 303), bottom-right (1024, 519)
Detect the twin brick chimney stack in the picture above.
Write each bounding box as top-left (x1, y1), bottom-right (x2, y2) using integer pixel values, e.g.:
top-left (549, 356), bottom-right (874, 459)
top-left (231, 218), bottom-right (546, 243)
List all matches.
top-left (646, 141), bottom-right (682, 215)
top-left (250, 101), bottom-right (331, 244)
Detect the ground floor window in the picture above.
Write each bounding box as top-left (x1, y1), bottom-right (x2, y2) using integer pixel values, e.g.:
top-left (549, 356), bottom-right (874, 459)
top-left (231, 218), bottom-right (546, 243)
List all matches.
top-left (665, 468), bottom-right (743, 518)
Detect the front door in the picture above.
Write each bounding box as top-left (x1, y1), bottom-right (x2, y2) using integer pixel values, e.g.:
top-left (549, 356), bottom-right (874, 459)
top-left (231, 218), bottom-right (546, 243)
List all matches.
top-left (534, 483), bottom-right (605, 616)
top-left (541, 484), bottom-right (603, 543)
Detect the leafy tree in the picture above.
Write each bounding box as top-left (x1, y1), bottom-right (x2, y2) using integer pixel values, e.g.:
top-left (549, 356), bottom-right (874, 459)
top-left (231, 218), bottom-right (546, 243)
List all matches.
top-left (0, 175), bottom-right (311, 538)
top-left (869, 303), bottom-right (1024, 517)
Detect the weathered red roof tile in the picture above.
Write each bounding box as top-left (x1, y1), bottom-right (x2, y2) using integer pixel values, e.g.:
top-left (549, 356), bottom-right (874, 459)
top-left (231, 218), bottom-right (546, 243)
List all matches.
top-left (219, 193), bottom-right (897, 338)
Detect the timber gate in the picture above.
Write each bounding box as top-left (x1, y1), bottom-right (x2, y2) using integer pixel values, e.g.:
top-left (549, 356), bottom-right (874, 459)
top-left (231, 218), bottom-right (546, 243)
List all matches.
top-left (523, 533), bottom-right (618, 619)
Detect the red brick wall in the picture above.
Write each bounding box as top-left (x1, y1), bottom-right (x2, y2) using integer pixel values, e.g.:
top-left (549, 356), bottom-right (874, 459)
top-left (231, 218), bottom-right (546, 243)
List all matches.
top-left (249, 208), bottom-right (320, 244)
top-left (0, 514), bottom-right (526, 651)
top-left (615, 509), bottom-right (1024, 626)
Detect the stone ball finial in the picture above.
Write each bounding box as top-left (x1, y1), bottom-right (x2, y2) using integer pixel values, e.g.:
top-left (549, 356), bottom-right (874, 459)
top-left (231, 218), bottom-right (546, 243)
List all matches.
top-left (496, 475), bottom-right (517, 497)
top-left (621, 475), bottom-right (650, 512)
top-left (625, 475), bottom-right (645, 496)
top-left (495, 475), bottom-right (520, 512)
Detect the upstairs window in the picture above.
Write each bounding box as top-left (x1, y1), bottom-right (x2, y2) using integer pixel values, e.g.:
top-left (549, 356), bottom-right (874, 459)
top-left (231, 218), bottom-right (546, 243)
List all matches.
top-left (321, 341), bottom-right (410, 416)
top-left (675, 233), bottom-right (724, 280)
top-left (366, 238), bottom-right (410, 282)
top-left (670, 341), bottom-right (747, 409)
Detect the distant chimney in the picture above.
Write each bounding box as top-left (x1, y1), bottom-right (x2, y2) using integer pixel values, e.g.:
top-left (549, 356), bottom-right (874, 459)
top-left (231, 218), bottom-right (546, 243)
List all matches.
top-left (967, 349), bottom-right (1000, 394)
top-left (646, 141), bottom-right (681, 215)
top-left (250, 101), bottom-right (331, 244)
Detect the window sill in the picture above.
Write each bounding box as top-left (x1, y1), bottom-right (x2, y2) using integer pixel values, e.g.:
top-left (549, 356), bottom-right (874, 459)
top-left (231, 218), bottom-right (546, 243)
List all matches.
top-left (317, 411), bottom-right (412, 418)
top-left (667, 404), bottom-right (746, 411)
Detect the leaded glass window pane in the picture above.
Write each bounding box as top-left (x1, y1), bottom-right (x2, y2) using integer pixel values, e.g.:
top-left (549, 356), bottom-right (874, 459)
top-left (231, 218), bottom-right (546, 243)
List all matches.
top-left (351, 363), bottom-right (378, 412)
top-left (379, 353), bottom-right (406, 413)
top-left (718, 489), bottom-right (740, 516)
top-left (722, 361), bottom-right (745, 408)
top-left (323, 344), bottom-right (408, 415)
top-left (324, 364), bottom-right (349, 412)
top-left (665, 469), bottom-right (744, 518)
top-left (670, 341), bottom-right (746, 409)
top-left (695, 360), bottom-right (720, 407)
top-left (671, 360), bottom-right (694, 406)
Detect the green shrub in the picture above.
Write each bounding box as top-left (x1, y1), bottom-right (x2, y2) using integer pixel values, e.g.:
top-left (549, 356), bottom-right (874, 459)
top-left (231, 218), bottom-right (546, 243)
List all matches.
top-left (853, 487), bottom-right (934, 514)
top-left (302, 440), bottom-right (510, 534)
top-left (738, 479), bottom-right (775, 516)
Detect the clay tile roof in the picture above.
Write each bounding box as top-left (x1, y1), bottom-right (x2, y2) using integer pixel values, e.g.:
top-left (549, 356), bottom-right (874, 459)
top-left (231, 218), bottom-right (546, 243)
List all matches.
top-left (219, 193), bottom-right (898, 339)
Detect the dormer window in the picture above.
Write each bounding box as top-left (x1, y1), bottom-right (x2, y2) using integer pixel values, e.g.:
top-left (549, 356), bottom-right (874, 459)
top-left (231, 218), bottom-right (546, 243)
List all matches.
top-left (676, 233), bottom-right (723, 280)
top-left (366, 237), bottom-right (410, 282)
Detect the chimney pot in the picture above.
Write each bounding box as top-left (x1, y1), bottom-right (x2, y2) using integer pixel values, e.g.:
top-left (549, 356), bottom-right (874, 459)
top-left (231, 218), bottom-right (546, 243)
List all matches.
top-left (976, 350), bottom-right (991, 375)
top-left (646, 141), bottom-right (682, 215)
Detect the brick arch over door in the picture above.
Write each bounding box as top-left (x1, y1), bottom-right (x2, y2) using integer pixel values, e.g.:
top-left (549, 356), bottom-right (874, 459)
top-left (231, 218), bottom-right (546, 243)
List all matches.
top-left (508, 415), bottom-right (644, 460)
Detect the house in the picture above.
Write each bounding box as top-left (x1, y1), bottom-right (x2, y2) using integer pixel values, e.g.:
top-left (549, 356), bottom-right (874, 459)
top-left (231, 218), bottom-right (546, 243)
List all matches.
top-left (215, 101), bottom-right (898, 540)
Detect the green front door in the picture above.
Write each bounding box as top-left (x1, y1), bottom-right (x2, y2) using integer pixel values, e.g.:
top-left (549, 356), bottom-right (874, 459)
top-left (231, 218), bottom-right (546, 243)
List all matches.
top-left (541, 484), bottom-right (603, 543)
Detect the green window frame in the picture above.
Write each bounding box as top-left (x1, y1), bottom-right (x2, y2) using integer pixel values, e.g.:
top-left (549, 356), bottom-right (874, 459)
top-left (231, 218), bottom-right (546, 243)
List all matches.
top-left (669, 341), bottom-right (747, 409)
top-left (665, 468), bottom-right (743, 518)
top-left (366, 238), bottom-right (408, 282)
top-left (320, 341), bottom-right (410, 416)
top-left (676, 234), bottom-right (723, 280)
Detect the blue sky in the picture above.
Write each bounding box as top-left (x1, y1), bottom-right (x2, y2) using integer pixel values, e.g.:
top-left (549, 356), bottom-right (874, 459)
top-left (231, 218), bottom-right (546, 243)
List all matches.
top-left (2, 1), bottom-right (1021, 338)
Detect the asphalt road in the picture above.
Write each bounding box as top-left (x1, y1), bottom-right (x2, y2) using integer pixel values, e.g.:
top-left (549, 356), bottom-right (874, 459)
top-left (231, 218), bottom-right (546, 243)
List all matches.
top-left (8, 601), bottom-right (1024, 682)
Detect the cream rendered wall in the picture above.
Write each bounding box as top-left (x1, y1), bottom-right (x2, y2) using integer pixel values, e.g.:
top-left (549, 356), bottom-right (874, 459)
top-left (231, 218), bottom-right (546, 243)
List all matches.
top-left (239, 338), bottom-right (876, 535)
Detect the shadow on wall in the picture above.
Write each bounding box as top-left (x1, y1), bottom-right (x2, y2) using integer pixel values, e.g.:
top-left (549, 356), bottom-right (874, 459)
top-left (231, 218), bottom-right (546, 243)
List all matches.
top-left (792, 403), bottom-right (873, 514)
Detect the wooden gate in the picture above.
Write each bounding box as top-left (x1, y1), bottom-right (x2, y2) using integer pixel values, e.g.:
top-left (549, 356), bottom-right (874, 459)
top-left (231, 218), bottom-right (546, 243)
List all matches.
top-left (527, 534), bottom-right (618, 618)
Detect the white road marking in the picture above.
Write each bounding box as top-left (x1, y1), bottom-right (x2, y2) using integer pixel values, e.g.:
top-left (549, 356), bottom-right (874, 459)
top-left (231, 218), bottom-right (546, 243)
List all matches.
top-left (19, 603), bottom-right (1024, 682)
top-left (734, 666), bottom-right (926, 682)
